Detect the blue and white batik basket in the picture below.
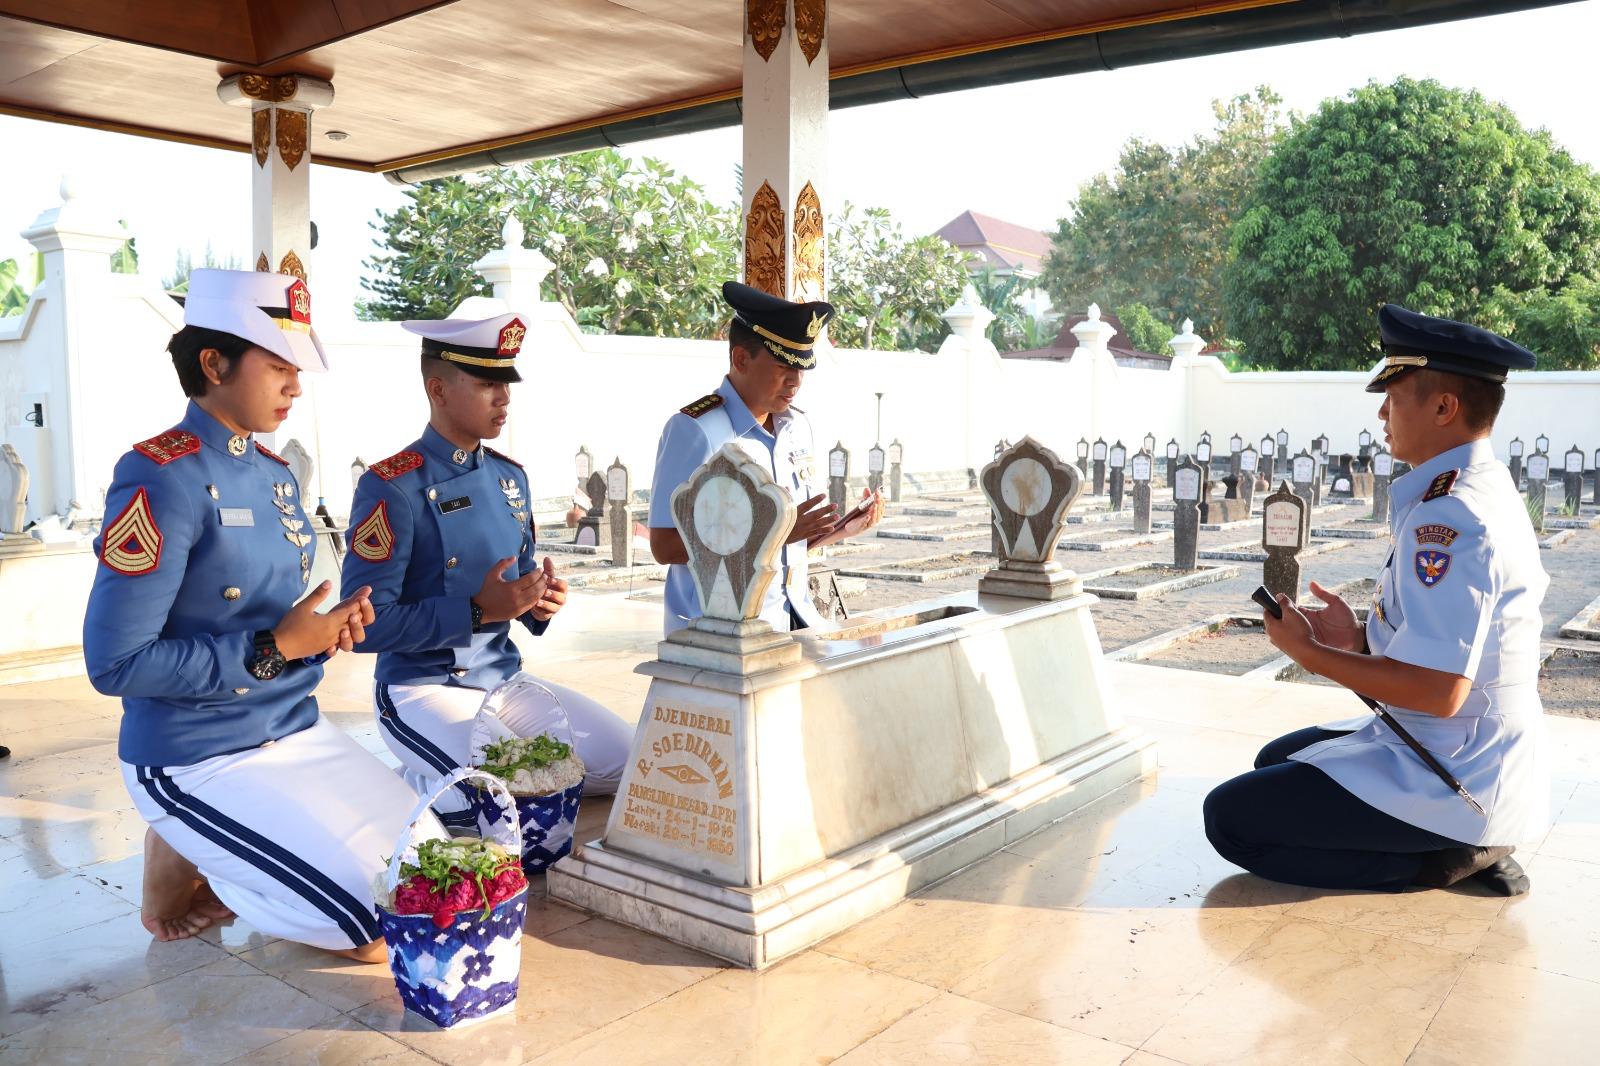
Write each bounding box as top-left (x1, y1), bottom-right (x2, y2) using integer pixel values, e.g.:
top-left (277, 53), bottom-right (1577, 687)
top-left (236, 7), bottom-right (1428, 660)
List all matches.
top-left (376, 768), bottom-right (527, 1029)
top-left (468, 676), bottom-right (585, 876)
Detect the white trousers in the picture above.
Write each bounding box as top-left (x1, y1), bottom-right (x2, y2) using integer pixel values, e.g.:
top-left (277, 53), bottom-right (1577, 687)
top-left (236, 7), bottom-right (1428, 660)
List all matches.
top-left (122, 716), bottom-right (444, 950)
top-left (374, 677), bottom-right (631, 828)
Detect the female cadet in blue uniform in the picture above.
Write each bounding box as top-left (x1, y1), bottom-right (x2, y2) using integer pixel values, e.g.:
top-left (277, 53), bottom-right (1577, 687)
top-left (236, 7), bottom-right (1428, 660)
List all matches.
top-left (340, 314), bottom-right (632, 828)
top-left (1205, 306), bottom-right (1548, 895)
top-left (85, 269), bottom-right (441, 959)
top-left (647, 281), bottom-right (884, 636)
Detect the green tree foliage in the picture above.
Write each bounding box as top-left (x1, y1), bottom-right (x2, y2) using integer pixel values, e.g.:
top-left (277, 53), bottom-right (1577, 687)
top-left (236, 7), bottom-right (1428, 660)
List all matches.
top-left (110, 228), bottom-right (138, 275)
top-left (1224, 78), bottom-right (1600, 369)
top-left (1041, 88), bottom-right (1288, 345)
top-left (968, 269), bottom-right (1033, 351)
top-left (164, 244), bottom-right (243, 294)
top-left (824, 204), bottom-right (970, 351)
top-left (1115, 303), bottom-right (1175, 354)
top-left (0, 258), bottom-right (29, 317)
top-left (361, 150), bottom-right (739, 336)
top-left (1482, 275), bottom-right (1600, 370)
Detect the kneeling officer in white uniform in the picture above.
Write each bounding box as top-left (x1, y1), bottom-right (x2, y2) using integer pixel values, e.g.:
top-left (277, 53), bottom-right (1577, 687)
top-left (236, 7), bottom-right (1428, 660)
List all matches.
top-left (1205, 305), bottom-right (1548, 895)
top-left (342, 314), bottom-right (631, 829)
top-left (86, 269), bottom-right (438, 960)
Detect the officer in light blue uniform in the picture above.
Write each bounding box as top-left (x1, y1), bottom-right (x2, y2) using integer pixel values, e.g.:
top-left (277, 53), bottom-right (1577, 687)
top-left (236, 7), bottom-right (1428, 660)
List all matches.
top-left (86, 269), bottom-right (439, 955)
top-left (648, 281), bottom-right (883, 636)
top-left (342, 314), bottom-right (631, 827)
top-left (1206, 305), bottom-right (1548, 896)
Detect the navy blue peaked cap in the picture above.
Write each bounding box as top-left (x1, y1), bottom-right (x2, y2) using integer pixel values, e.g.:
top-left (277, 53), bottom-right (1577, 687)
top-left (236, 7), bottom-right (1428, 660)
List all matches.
top-left (1366, 304), bottom-right (1537, 393)
top-left (724, 281), bottom-right (833, 371)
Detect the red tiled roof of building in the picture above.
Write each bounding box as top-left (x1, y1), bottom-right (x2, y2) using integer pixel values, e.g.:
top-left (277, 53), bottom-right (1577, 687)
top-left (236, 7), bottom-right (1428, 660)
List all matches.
top-left (933, 210), bottom-right (1052, 275)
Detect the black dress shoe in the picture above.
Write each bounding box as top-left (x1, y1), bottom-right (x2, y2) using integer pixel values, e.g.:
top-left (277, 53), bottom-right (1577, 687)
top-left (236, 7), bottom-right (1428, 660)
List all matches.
top-left (1470, 855), bottom-right (1530, 896)
top-left (0, 745), bottom-right (10, 760)
top-left (1413, 844), bottom-right (1515, 888)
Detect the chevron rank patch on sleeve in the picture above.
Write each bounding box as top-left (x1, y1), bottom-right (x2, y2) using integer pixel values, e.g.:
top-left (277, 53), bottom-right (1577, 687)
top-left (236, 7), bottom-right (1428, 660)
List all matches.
top-left (680, 394), bottom-right (724, 419)
top-left (351, 500), bottom-right (395, 562)
top-left (100, 487), bottom-right (163, 575)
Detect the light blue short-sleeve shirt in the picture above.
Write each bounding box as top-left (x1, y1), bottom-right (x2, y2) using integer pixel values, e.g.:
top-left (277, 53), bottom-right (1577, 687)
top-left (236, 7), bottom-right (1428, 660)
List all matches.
top-left (648, 376), bottom-right (827, 635)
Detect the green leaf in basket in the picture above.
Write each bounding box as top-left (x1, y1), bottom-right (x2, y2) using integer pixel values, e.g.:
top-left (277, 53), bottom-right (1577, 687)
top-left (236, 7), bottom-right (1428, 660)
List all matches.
top-left (478, 733), bottom-right (574, 781)
top-left (399, 837), bottom-right (519, 897)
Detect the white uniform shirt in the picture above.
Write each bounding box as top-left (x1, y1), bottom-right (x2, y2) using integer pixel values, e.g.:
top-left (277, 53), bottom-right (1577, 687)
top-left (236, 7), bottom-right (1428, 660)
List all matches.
top-left (648, 376), bottom-right (828, 636)
top-left (1292, 438), bottom-right (1550, 845)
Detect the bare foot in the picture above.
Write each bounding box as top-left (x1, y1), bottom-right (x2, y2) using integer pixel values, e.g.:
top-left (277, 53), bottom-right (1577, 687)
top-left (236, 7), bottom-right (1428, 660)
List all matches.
top-left (140, 827), bottom-right (217, 941)
top-left (191, 880), bottom-right (236, 921)
top-left (326, 938), bottom-right (388, 964)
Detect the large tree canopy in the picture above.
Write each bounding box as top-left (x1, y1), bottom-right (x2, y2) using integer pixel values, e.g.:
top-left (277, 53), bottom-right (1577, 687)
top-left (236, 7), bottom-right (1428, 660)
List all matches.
top-left (1040, 88), bottom-right (1288, 345)
top-left (1224, 77), bottom-right (1600, 369)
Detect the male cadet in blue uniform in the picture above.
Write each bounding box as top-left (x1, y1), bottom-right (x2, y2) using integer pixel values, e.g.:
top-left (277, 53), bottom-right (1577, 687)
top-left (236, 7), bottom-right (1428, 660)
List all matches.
top-left (342, 314), bottom-right (631, 828)
top-left (1206, 306), bottom-right (1548, 895)
top-left (648, 282), bottom-right (885, 635)
top-left (86, 269), bottom-right (429, 958)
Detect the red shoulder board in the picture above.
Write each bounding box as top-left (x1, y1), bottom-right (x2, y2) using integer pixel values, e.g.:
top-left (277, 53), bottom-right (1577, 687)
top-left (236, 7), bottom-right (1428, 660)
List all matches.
top-left (132, 429), bottom-right (200, 465)
top-left (255, 442), bottom-right (290, 466)
top-left (483, 446), bottom-right (523, 469)
top-left (680, 394), bottom-right (723, 419)
top-left (1422, 470), bottom-right (1458, 502)
top-left (371, 450), bottom-right (424, 481)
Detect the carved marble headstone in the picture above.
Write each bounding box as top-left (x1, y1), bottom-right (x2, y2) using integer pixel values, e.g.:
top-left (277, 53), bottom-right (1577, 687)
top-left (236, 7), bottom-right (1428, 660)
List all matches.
top-left (828, 442), bottom-right (849, 513)
top-left (887, 439), bottom-right (904, 503)
top-left (1171, 457), bottom-right (1202, 570)
top-left (0, 443), bottom-right (28, 536)
top-left (576, 470), bottom-right (606, 546)
top-left (1164, 439), bottom-right (1179, 486)
top-left (1228, 434), bottom-right (1244, 480)
top-left (978, 437), bottom-right (1083, 600)
top-left (663, 443), bottom-right (800, 673)
top-left (1290, 450), bottom-right (1316, 510)
top-left (1130, 448), bottom-right (1153, 534)
top-left (1195, 437), bottom-right (1213, 474)
top-left (1262, 482), bottom-right (1308, 604)
top-left (1329, 453), bottom-right (1356, 498)
top-left (1075, 438), bottom-right (1090, 479)
top-left (1563, 446), bottom-right (1584, 513)
top-left (1525, 452), bottom-right (1550, 534)
top-left (1239, 446), bottom-right (1259, 508)
top-left (1371, 450), bottom-right (1394, 524)
top-left (606, 457), bottom-right (632, 568)
top-left (867, 443), bottom-right (886, 495)
top-left (1091, 437), bottom-right (1108, 496)
top-left (574, 445), bottom-right (594, 490)
top-left (1259, 437), bottom-right (1276, 486)
top-left (282, 438), bottom-right (314, 504)
top-left (1507, 437), bottom-right (1524, 488)
top-left (350, 458), bottom-right (367, 494)
top-left (1108, 440), bottom-right (1127, 511)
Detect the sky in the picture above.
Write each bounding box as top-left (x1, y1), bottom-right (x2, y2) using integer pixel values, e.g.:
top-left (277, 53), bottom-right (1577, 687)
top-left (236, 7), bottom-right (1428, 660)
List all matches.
top-left (3, 1), bottom-right (1599, 321)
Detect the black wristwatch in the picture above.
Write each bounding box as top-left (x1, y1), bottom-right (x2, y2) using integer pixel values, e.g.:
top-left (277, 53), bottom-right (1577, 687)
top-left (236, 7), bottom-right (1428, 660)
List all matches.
top-left (248, 630), bottom-right (287, 681)
top-left (470, 599), bottom-right (485, 634)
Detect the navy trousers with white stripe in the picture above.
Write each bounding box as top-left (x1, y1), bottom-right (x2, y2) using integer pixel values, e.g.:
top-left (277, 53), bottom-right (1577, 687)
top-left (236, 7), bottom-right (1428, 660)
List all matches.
top-left (122, 716), bottom-right (445, 950)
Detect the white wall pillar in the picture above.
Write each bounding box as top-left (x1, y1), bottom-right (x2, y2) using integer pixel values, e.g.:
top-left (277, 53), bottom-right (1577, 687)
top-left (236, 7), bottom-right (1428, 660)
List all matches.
top-left (1071, 304), bottom-right (1119, 442)
top-left (471, 215), bottom-right (556, 312)
top-left (217, 74), bottom-right (334, 283)
top-left (18, 178), bottom-right (129, 523)
top-left (741, 0), bottom-right (829, 300)
top-left (1168, 318), bottom-right (1206, 448)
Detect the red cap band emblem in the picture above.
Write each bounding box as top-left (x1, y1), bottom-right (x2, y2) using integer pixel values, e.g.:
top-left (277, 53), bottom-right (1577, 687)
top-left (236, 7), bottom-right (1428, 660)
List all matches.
top-left (497, 318), bottom-right (526, 356)
top-left (287, 279), bottom-right (311, 325)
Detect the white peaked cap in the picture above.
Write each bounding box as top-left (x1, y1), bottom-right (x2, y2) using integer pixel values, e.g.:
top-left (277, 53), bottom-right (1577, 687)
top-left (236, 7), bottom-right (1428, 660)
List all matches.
top-left (183, 269), bottom-right (329, 373)
top-left (402, 313), bottom-right (528, 382)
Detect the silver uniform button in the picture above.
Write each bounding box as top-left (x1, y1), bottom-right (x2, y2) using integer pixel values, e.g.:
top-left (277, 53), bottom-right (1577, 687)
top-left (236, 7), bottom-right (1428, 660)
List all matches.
top-left (451, 668), bottom-right (467, 677)
top-left (233, 687), bottom-right (249, 695)
top-left (446, 556), bottom-right (458, 569)
top-left (223, 587), bottom-right (242, 601)
top-left (428, 488), bottom-right (438, 500)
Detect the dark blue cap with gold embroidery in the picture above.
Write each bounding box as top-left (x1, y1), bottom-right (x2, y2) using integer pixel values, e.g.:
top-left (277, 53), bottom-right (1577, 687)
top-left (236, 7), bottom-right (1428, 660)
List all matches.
top-left (724, 281), bottom-right (833, 370)
top-left (1366, 304), bottom-right (1536, 393)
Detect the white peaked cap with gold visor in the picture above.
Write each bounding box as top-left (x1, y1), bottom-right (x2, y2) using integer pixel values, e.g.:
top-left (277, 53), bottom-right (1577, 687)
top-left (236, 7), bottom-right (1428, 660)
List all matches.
top-left (182, 269), bottom-right (329, 373)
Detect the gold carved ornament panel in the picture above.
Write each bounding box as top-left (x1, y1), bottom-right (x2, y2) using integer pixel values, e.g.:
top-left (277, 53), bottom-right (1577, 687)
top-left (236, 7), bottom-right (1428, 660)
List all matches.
top-left (252, 109), bottom-right (270, 168)
top-left (238, 74), bottom-right (298, 102)
top-left (792, 182), bottom-right (824, 301)
top-left (274, 109), bottom-right (308, 171)
top-left (795, 0), bottom-right (825, 65)
top-left (256, 252), bottom-right (269, 272)
top-left (744, 182), bottom-right (785, 298)
top-left (278, 250), bottom-right (306, 282)
top-left (747, 0), bottom-right (785, 62)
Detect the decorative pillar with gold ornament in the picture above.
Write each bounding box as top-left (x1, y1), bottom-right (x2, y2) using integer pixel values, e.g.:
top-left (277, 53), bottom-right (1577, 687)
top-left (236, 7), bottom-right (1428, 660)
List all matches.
top-left (741, 0), bottom-right (828, 302)
top-left (216, 74), bottom-right (334, 283)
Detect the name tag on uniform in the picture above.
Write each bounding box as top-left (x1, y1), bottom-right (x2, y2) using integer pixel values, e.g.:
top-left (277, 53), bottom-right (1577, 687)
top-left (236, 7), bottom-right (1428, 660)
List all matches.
top-left (438, 495), bottom-right (473, 514)
top-left (218, 508), bottom-right (255, 527)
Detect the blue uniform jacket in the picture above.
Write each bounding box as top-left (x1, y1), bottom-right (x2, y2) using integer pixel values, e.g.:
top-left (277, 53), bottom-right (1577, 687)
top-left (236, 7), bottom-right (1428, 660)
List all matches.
top-left (340, 425), bottom-right (547, 691)
top-left (85, 402), bottom-right (323, 767)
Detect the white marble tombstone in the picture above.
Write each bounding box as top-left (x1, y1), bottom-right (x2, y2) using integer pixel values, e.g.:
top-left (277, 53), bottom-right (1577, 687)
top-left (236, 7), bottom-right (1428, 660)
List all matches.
top-left (607, 458), bottom-right (632, 568)
top-left (978, 437), bottom-right (1083, 600)
top-left (0, 444), bottom-right (29, 536)
top-left (281, 438), bottom-right (314, 504)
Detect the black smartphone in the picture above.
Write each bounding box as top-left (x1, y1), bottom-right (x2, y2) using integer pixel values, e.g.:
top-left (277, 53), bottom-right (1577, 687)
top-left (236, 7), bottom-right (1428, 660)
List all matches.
top-left (1251, 585), bottom-right (1284, 620)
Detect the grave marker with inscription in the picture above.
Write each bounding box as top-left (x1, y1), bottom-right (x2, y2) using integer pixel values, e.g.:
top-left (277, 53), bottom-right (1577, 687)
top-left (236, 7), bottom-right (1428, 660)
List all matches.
top-left (1108, 441), bottom-right (1127, 511)
top-left (1075, 438), bottom-right (1090, 479)
top-left (1330, 454), bottom-right (1356, 498)
top-left (1564, 446), bottom-right (1584, 513)
top-left (978, 437), bottom-right (1084, 600)
top-left (1165, 439), bottom-right (1180, 485)
top-left (1526, 452), bottom-right (1550, 534)
top-left (828, 442), bottom-right (849, 513)
top-left (1262, 481), bottom-right (1308, 604)
top-left (1229, 434), bottom-right (1244, 479)
top-left (1239, 445), bottom-right (1259, 507)
top-left (1259, 435), bottom-right (1277, 485)
top-left (575, 445), bottom-right (594, 490)
top-left (1091, 437), bottom-right (1108, 496)
top-left (1130, 449), bottom-right (1153, 534)
top-left (1508, 437), bottom-right (1524, 488)
top-left (606, 458), bottom-right (632, 568)
top-left (1172, 457), bottom-right (1202, 570)
top-left (575, 470), bottom-right (607, 546)
top-left (888, 439), bottom-right (904, 502)
top-left (1371, 450), bottom-right (1394, 523)
top-left (867, 443), bottom-right (886, 496)
top-left (1290, 450), bottom-right (1316, 510)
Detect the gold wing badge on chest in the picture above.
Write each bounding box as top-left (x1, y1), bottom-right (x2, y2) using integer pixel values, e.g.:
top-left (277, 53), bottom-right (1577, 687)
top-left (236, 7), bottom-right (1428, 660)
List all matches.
top-left (500, 477), bottom-right (527, 524)
top-left (273, 483), bottom-right (313, 582)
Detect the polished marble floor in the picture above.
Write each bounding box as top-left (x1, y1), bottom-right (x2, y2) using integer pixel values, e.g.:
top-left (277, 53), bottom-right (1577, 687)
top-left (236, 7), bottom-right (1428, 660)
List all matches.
top-left (1, 591), bottom-right (1597, 1065)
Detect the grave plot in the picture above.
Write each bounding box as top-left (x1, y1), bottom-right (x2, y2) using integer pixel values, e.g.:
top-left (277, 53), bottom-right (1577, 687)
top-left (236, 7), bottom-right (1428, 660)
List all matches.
top-left (1560, 591), bottom-right (1600, 640)
top-left (558, 555), bottom-right (669, 589)
top-left (1310, 522), bottom-right (1387, 540)
top-left (1055, 527), bottom-right (1174, 552)
top-left (1201, 538), bottom-right (1351, 563)
top-left (1539, 645), bottom-right (1600, 720)
top-left (1080, 560), bottom-right (1240, 600)
top-left (1109, 614), bottom-right (1284, 675)
top-left (837, 551), bottom-right (991, 583)
top-left (875, 520), bottom-right (991, 542)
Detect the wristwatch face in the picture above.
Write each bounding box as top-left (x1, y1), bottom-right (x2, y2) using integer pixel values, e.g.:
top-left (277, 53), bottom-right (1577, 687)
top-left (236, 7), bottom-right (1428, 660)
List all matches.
top-left (249, 651), bottom-right (285, 681)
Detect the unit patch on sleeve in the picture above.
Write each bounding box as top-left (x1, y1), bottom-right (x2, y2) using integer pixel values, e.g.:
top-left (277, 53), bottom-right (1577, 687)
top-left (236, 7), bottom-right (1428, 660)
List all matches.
top-left (680, 394), bottom-right (724, 419)
top-left (351, 500), bottom-right (395, 562)
top-left (132, 429), bottom-right (200, 465)
top-left (371, 451), bottom-right (424, 481)
top-left (1421, 470), bottom-right (1458, 502)
top-left (1413, 524), bottom-right (1459, 547)
top-left (1414, 549), bottom-right (1452, 588)
top-left (100, 487), bottom-right (164, 575)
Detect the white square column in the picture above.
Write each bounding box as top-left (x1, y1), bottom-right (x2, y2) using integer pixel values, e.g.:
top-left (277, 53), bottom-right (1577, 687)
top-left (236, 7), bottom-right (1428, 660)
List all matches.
top-left (741, 0), bottom-right (828, 301)
top-left (217, 74), bottom-right (334, 283)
